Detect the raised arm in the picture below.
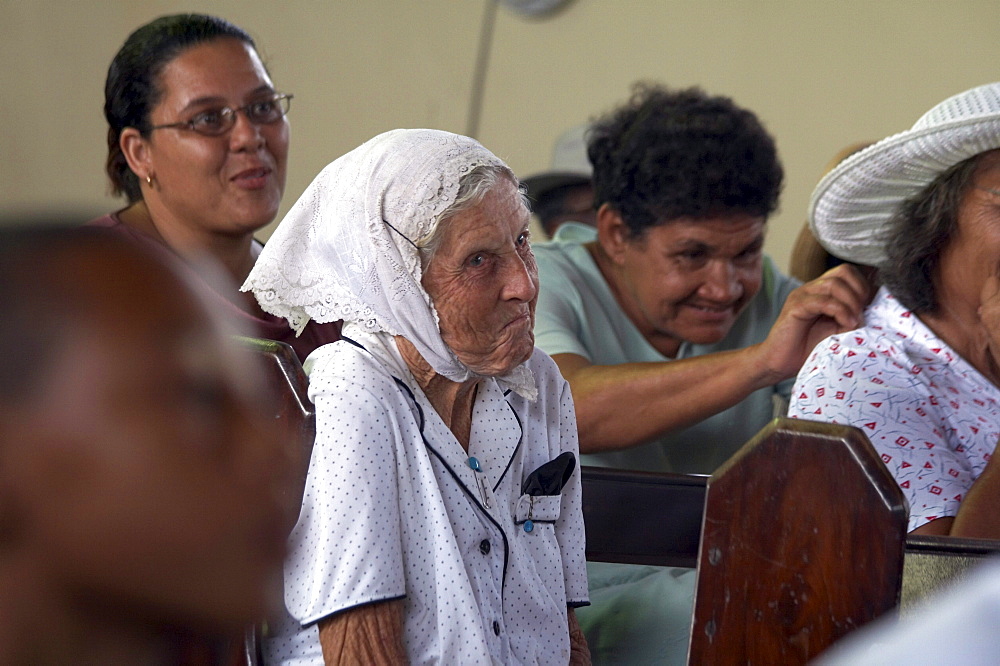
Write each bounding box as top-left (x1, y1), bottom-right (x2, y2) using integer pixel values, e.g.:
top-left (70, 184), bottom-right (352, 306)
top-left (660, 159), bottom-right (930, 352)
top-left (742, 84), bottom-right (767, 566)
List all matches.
top-left (558, 264), bottom-right (869, 453)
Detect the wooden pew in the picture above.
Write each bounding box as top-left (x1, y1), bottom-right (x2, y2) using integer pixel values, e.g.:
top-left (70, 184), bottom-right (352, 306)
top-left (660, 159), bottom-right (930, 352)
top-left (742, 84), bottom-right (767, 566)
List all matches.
top-left (689, 418), bottom-right (907, 664)
top-left (901, 534), bottom-right (1000, 613)
top-left (581, 418), bottom-right (1000, 665)
top-left (582, 466), bottom-right (706, 569)
top-left (234, 335), bottom-right (316, 512)
top-left (232, 336), bottom-right (317, 666)
top-left (230, 342), bottom-right (1000, 663)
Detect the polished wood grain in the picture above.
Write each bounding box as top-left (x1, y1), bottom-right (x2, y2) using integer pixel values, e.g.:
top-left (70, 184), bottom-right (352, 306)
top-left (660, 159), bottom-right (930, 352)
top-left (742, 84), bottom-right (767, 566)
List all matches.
top-left (688, 418), bottom-right (908, 665)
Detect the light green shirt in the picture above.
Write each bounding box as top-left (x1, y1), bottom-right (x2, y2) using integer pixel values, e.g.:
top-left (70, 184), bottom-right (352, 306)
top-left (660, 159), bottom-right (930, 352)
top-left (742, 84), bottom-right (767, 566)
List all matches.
top-left (533, 225), bottom-right (799, 475)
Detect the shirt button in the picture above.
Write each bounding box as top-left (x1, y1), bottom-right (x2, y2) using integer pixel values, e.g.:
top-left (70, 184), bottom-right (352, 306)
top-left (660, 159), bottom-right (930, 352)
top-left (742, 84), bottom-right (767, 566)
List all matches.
top-left (479, 539), bottom-right (491, 555)
top-left (493, 620), bottom-right (501, 636)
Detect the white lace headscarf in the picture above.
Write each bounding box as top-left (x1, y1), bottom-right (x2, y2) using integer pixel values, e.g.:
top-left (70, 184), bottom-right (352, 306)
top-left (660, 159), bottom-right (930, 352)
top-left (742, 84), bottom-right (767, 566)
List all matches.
top-left (242, 129), bottom-right (536, 399)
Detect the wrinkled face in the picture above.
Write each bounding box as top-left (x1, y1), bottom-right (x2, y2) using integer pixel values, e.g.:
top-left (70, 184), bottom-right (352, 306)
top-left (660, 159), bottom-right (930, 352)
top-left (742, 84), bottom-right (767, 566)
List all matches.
top-left (422, 178), bottom-right (539, 376)
top-left (4, 253), bottom-right (288, 632)
top-left (614, 214), bottom-right (765, 357)
top-left (143, 37), bottom-right (289, 237)
top-left (937, 151), bottom-right (1000, 315)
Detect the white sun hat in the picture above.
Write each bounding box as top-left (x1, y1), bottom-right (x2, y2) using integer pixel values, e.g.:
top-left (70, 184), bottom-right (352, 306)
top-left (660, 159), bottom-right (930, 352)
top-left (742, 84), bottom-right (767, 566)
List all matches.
top-left (809, 82), bottom-right (1000, 266)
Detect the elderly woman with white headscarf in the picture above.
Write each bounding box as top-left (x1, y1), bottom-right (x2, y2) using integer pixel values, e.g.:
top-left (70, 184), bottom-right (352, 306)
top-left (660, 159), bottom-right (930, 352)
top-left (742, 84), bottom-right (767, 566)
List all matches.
top-left (789, 82), bottom-right (1000, 541)
top-left (244, 129), bottom-right (590, 665)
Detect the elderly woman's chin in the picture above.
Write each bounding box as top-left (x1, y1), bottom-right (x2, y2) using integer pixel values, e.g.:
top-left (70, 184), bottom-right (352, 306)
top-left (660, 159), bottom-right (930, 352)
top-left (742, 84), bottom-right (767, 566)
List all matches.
top-left (460, 318), bottom-right (535, 377)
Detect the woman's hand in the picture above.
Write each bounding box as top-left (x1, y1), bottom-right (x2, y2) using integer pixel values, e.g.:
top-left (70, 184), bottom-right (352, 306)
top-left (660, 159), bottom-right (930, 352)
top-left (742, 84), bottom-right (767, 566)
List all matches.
top-left (754, 263), bottom-right (872, 383)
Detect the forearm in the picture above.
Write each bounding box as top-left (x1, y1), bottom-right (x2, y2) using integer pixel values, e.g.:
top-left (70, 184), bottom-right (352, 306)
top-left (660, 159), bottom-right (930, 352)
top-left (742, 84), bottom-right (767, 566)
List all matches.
top-left (558, 344), bottom-right (780, 453)
top-left (568, 608), bottom-right (591, 666)
top-left (949, 456), bottom-right (1000, 539)
top-left (318, 599), bottom-right (407, 665)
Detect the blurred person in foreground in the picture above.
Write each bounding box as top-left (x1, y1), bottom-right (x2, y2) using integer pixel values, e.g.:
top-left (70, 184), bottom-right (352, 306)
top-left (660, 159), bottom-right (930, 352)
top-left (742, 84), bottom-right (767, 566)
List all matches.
top-left (244, 129), bottom-right (589, 664)
top-left (0, 226), bottom-right (288, 665)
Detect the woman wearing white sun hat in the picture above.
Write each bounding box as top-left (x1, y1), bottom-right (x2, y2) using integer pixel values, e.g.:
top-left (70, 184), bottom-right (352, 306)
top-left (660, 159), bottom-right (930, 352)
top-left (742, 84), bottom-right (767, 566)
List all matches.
top-left (789, 82), bottom-right (1000, 539)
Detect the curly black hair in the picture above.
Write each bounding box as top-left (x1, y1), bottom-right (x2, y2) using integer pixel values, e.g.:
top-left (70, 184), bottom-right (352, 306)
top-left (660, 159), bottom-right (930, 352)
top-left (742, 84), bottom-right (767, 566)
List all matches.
top-left (588, 83), bottom-right (783, 238)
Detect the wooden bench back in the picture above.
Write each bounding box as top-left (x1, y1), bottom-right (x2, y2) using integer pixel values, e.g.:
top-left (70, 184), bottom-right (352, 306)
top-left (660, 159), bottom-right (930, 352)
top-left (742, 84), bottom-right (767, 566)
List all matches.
top-left (233, 336), bottom-right (316, 512)
top-left (901, 534), bottom-right (1000, 612)
top-left (581, 424), bottom-right (1000, 664)
top-left (582, 466), bottom-right (706, 568)
top-left (688, 418), bottom-right (908, 664)
top-left (232, 336), bottom-right (316, 666)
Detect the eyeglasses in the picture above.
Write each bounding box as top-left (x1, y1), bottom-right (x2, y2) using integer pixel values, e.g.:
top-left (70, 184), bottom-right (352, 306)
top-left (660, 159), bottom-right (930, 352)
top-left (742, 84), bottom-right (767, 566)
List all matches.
top-left (148, 93), bottom-right (293, 137)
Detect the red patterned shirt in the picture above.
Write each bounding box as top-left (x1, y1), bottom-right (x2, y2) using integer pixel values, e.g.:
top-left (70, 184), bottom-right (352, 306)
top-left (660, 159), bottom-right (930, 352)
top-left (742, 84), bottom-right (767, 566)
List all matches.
top-left (789, 288), bottom-right (1000, 531)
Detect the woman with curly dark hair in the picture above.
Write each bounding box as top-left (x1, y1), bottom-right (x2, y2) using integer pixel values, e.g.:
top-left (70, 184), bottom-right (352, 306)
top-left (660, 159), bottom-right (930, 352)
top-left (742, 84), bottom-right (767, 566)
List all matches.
top-left (535, 83), bottom-right (867, 472)
top-left (532, 84), bottom-right (870, 664)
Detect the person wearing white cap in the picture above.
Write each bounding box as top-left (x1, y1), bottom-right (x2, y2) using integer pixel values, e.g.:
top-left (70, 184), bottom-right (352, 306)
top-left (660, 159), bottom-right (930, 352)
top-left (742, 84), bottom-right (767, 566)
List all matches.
top-left (790, 82), bottom-right (1000, 539)
top-left (533, 84), bottom-right (870, 664)
top-left (522, 124), bottom-right (598, 239)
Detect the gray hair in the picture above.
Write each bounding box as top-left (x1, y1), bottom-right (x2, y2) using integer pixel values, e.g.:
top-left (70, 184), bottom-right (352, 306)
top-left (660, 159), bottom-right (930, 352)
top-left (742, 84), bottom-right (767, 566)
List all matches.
top-left (880, 154), bottom-right (983, 313)
top-left (417, 164), bottom-right (528, 267)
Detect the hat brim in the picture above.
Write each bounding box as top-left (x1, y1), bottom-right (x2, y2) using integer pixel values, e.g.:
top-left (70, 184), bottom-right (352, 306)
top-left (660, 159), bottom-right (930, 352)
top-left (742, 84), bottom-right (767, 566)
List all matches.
top-left (809, 114), bottom-right (1000, 266)
top-left (521, 171), bottom-right (591, 202)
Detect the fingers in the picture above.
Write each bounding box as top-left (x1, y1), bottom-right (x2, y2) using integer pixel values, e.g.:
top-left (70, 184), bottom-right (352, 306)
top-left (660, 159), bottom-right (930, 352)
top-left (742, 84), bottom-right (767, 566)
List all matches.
top-left (818, 263), bottom-right (874, 305)
top-left (979, 276), bottom-right (1000, 379)
top-left (789, 263), bottom-right (872, 331)
top-left (758, 263), bottom-right (874, 380)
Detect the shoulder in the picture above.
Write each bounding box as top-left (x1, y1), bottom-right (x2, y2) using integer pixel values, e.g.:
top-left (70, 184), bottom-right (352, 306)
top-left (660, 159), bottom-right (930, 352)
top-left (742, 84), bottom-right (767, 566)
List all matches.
top-left (815, 289), bottom-right (912, 359)
top-left (533, 239), bottom-right (591, 278)
top-left (525, 347), bottom-right (566, 383)
top-left (307, 341), bottom-right (403, 403)
top-left (85, 212), bottom-right (120, 229)
top-left (805, 322), bottom-right (898, 368)
top-left (534, 242), bottom-right (596, 318)
top-left (519, 348), bottom-right (573, 409)
top-left (797, 300), bottom-right (912, 388)
top-left (299, 320), bottom-right (343, 347)
top-left (86, 211), bottom-right (159, 248)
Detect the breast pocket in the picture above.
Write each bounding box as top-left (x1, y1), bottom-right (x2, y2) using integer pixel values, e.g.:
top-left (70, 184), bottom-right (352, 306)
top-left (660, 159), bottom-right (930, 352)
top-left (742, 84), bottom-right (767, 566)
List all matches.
top-left (514, 493), bottom-right (562, 528)
top-left (513, 451), bottom-right (576, 532)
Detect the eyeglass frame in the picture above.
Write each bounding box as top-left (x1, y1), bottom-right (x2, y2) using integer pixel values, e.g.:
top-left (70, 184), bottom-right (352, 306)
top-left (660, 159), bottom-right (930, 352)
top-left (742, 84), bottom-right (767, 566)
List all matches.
top-left (147, 93), bottom-right (293, 137)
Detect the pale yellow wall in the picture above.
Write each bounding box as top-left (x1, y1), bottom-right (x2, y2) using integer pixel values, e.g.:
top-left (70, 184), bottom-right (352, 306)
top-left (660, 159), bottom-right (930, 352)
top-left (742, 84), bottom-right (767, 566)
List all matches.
top-left (2, 0), bottom-right (999, 272)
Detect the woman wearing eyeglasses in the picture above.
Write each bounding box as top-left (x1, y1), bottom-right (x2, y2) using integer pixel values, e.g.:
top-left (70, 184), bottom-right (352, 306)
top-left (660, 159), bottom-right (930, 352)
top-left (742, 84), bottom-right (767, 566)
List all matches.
top-left (93, 13), bottom-right (341, 361)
